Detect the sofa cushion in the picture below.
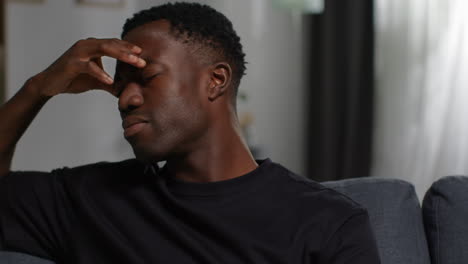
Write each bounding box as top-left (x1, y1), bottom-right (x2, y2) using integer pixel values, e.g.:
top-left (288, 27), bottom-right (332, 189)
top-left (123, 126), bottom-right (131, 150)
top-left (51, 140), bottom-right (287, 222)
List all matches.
top-left (0, 251), bottom-right (53, 264)
top-left (423, 175), bottom-right (468, 264)
top-left (323, 177), bottom-right (430, 264)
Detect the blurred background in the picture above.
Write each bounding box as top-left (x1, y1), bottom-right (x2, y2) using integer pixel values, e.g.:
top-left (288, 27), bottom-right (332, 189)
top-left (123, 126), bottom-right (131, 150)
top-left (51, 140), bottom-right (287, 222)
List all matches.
top-left (1, 0), bottom-right (467, 200)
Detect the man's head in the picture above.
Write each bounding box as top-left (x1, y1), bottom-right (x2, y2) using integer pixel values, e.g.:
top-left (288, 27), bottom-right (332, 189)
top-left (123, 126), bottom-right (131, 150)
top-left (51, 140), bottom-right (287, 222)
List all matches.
top-left (121, 2), bottom-right (246, 101)
top-left (115, 3), bottom-right (246, 163)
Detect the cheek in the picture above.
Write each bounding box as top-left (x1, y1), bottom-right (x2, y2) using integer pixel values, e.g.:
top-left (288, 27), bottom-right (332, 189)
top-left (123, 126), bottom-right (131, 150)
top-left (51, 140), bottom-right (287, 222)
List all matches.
top-left (149, 93), bottom-right (206, 133)
top-left (146, 70), bottom-right (210, 132)
top-left (167, 75), bottom-right (209, 119)
top-left (174, 95), bottom-right (206, 125)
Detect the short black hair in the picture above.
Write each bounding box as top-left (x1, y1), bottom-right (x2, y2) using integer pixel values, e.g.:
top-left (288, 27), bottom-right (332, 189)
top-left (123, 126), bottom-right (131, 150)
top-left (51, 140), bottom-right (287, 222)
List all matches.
top-left (122, 2), bottom-right (246, 97)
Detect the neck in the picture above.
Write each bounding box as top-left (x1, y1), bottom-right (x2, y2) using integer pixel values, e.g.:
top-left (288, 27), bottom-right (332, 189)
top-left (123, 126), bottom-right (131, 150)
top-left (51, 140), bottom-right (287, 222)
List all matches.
top-left (165, 112), bottom-right (258, 183)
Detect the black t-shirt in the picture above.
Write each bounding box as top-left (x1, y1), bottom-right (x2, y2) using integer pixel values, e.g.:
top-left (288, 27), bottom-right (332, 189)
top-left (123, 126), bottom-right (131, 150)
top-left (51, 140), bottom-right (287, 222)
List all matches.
top-left (0, 158), bottom-right (380, 263)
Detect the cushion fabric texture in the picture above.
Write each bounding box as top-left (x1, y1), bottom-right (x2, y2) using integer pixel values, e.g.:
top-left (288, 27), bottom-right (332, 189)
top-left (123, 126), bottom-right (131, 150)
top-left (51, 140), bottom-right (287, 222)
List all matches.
top-left (323, 177), bottom-right (431, 264)
top-left (423, 175), bottom-right (468, 264)
top-left (0, 252), bottom-right (53, 264)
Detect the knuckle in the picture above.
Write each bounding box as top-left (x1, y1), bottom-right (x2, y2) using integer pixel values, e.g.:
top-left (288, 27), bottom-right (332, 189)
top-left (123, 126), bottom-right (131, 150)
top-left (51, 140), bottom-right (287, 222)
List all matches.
top-left (73, 39), bottom-right (85, 48)
top-left (85, 61), bottom-right (95, 71)
top-left (73, 38), bottom-right (93, 49)
top-left (64, 60), bottom-right (81, 74)
top-left (99, 42), bottom-right (110, 51)
top-left (68, 48), bottom-right (82, 60)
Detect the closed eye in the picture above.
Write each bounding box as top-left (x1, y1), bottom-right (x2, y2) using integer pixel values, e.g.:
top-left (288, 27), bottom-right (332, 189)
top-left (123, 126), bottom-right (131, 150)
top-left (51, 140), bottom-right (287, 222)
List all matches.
top-left (113, 73), bottom-right (161, 97)
top-left (143, 73), bottom-right (160, 83)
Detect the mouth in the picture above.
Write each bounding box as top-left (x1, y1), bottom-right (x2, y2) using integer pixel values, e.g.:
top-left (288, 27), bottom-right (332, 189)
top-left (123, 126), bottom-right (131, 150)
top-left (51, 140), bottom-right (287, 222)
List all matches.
top-left (122, 116), bottom-right (149, 138)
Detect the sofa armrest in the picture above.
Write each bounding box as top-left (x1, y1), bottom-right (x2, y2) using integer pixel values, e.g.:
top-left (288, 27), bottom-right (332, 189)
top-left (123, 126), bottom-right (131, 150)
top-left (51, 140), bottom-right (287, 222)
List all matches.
top-left (423, 175), bottom-right (468, 264)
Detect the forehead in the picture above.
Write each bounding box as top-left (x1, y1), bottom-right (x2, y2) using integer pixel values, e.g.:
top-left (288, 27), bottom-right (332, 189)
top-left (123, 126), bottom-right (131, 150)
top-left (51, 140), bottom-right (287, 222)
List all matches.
top-left (122, 20), bottom-right (189, 64)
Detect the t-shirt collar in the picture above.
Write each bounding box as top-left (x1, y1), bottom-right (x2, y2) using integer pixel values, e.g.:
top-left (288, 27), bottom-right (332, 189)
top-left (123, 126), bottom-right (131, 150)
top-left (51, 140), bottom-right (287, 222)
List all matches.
top-left (151, 158), bottom-right (273, 197)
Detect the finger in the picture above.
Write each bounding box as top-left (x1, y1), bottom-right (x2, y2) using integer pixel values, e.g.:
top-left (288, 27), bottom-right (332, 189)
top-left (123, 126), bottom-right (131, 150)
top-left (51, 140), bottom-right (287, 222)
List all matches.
top-left (81, 37), bottom-right (141, 54)
top-left (82, 60), bottom-right (114, 85)
top-left (84, 38), bottom-right (146, 68)
top-left (94, 57), bottom-right (104, 68)
top-left (87, 58), bottom-right (120, 96)
top-left (107, 38), bottom-right (142, 54)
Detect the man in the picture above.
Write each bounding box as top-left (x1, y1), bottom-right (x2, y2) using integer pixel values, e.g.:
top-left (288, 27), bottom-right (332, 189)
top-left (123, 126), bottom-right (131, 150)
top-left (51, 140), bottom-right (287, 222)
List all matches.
top-left (0, 3), bottom-right (380, 263)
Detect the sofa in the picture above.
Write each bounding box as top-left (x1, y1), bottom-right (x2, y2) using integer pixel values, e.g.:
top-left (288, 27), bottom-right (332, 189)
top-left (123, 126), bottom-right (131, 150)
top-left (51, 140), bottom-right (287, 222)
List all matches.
top-left (1, 175), bottom-right (467, 264)
top-left (323, 175), bottom-right (468, 264)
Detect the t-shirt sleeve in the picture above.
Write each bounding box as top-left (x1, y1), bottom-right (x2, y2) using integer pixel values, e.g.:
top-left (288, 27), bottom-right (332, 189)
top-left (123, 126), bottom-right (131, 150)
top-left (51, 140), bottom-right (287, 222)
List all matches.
top-left (318, 209), bottom-right (381, 264)
top-left (0, 170), bottom-right (73, 262)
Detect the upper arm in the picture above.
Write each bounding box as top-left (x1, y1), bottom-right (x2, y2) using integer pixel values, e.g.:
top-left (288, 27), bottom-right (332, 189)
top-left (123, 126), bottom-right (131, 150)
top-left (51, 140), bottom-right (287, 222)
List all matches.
top-left (318, 210), bottom-right (381, 264)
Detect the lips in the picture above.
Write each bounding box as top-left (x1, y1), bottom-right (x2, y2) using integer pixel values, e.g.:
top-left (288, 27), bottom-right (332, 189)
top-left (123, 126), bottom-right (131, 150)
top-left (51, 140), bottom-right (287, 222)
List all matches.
top-left (122, 116), bottom-right (148, 138)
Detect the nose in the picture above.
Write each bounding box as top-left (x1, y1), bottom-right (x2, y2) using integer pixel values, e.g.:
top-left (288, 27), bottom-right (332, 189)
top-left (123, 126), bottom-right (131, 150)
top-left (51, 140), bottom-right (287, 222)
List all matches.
top-left (118, 82), bottom-right (144, 114)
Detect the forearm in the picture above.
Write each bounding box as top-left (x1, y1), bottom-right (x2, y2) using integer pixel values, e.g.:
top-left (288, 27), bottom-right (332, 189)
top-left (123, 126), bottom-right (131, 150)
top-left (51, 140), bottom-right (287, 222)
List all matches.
top-left (0, 74), bottom-right (50, 178)
top-left (0, 38), bottom-right (144, 178)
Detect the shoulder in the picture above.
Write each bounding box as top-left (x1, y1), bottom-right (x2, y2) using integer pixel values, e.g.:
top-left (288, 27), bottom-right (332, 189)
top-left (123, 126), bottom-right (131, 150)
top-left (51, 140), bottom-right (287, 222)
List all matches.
top-left (5, 158), bottom-right (142, 180)
top-left (3, 159), bottom-right (143, 190)
top-left (51, 158), bottom-right (145, 189)
top-left (3, 159), bottom-right (144, 196)
top-left (49, 158), bottom-right (144, 180)
top-left (268, 161), bottom-right (366, 221)
top-left (54, 158), bottom-right (142, 175)
top-left (269, 162), bottom-right (372, 248)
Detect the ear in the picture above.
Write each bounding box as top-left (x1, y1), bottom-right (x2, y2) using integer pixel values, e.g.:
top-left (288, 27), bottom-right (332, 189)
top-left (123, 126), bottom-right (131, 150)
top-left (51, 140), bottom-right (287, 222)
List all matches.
top-left (208, 62), bottom-right (232, 101)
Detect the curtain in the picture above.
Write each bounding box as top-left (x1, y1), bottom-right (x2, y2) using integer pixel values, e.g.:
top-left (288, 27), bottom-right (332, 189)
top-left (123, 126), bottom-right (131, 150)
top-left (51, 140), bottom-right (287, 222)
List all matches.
top-left (373, 0), bottom-right (468, 198)
top-left (306, 0), bottom-right (374, 181)
top-left (0, 1), bottom-right (4, 103)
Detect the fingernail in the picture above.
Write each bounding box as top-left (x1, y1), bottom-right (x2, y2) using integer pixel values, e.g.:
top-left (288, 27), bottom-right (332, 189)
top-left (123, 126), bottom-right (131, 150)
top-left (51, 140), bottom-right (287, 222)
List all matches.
top-left (106, 76), bottom-right (114, 84)
top-left (132, 46), bottom-right (142, 53)
top-left (138, 58), bottom-right (146, 67)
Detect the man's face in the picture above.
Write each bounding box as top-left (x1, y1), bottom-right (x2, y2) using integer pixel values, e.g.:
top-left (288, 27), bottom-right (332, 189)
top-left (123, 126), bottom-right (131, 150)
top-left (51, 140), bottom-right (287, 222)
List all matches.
top-left (115, 20), bottom-right (212, 162)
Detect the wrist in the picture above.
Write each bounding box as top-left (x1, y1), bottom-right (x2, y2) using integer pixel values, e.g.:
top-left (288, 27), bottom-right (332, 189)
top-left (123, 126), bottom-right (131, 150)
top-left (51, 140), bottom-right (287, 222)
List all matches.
top-left (23, 73), bottom-right (53, 102)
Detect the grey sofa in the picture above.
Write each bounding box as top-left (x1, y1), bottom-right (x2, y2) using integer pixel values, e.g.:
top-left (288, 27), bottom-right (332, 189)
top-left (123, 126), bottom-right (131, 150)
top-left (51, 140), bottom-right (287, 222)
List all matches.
top-left (323, 176), bottom-right (468, 264)
top-left (1, 176), bottom-right (467, 264)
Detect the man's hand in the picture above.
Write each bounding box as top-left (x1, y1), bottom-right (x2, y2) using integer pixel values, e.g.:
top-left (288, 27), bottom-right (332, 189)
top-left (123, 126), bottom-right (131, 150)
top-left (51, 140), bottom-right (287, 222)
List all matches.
top-left (33, 38), bottom-right (146, 98)
top-left (0, 38), bottom-right (146, 178)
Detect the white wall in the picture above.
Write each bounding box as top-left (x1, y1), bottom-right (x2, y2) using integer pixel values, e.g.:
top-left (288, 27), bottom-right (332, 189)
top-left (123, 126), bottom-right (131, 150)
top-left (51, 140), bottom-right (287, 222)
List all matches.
top-left (212, 1), bottom-right (307, 176)
top-left (6, 0), bottom-right (307, 176)
top-left (6, 0), bottom-right (137, 170)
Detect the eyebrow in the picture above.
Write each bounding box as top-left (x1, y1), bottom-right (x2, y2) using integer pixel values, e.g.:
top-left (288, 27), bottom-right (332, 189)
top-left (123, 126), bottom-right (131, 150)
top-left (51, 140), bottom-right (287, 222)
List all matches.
top-left (142, 57), bottom-right (164, 66)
